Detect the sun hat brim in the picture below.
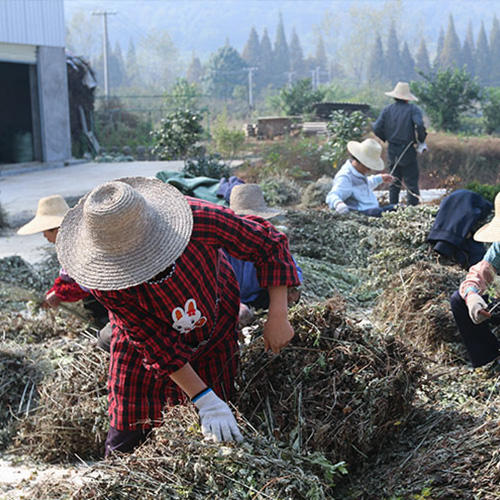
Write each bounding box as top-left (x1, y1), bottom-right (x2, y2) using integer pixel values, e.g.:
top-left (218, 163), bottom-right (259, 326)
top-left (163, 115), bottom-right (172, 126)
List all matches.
top-left (347, 141), bottom-right (385, 172)
top-left (235, 207), bottom-right (284, 219)
top-left (384, 90), bottom-right (418, 101)
top-left (17, 215), bottom-right (65, 235)
top-left (55, 177), bottom-right (193, 291)
top-left (473, 220), bottom-right (500, 243)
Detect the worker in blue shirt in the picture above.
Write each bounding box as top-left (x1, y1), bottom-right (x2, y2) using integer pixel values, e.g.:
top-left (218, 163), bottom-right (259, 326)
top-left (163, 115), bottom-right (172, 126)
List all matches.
top-left (373, 81), bottom-right (427, 206)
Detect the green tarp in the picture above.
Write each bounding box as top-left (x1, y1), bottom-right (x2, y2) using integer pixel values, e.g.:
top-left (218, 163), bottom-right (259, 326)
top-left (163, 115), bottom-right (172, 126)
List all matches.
top-left (155, 170), bottom-right (227, 206)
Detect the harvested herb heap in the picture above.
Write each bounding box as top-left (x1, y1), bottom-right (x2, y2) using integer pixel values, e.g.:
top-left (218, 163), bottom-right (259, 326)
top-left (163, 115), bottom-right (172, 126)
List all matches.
top-left (237, 299), bottom-right (423, 467)
top-left (62, 406), bottom-right (346, 500)
top-left (14, 336), bottom-right (109, 462)
top-left (375, 261), bottom-right (466, 363)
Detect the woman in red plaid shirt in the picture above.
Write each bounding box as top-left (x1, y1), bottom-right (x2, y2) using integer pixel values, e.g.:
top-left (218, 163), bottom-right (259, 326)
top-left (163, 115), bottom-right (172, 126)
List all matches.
top-left (56, 177), bottom-right (299, 454)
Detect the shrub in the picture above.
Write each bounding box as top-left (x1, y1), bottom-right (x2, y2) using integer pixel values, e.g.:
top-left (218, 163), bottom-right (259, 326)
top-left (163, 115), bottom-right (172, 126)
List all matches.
top-left (411, 68), bottom-right (482, 132)
top-left (183, 153), bottom-right (231, 178)
top-left (211, 110), bottom-right (245, 160)
top-left (321, 110), bottom-right (368, 168)
top-left (151, 109), bottom-right (204, 160)
top-left (275, 78), bottom-right (326, 116)
top-left (463, 181), bottom-right (500, 203)
top-left (95, 97), bottom-right (152, 152)
top-left (258, 136), bottom-right (330, 181)
top-left (481, 87), bottom-right (500, 134)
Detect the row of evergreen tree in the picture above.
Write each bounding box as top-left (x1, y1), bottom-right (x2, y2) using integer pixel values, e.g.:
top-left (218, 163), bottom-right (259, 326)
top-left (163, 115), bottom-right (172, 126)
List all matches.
top-left (92, 12), bottom-right (500, 96)
top-left (368, 14), bottom-right (500, 86)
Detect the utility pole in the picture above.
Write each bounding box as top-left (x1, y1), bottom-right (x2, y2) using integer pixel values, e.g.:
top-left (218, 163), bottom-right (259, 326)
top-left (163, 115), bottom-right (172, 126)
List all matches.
top-left (315, 66), bottom-right (321, 88)
top-left (92, 10), bottom-right (117, 99)
top-left (285, 71), bottom-right (295, 88)
top-left (245, 67), bottom-right (257, 110)
top-left (311, 69), bottom-right (317, 90)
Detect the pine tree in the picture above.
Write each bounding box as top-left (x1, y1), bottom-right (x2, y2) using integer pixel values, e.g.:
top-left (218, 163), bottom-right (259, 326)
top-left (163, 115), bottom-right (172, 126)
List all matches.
top-left (272, 13), bottom-right (290, 88)
top-left (434, 27), bottom-right (445, 69)
top-left (439, 14), bottom-right (462, 69)
top-left (315, 34), bottom-right (328, 79)
top-left (415, 39), bottom-right (431, 77)
top-left (125, 38), bottom-right (140, 86)
top-left (258, 28), bottom-right (274, 89)
top-left (466, 21), bottom-right (475, 52)
top-left (475, 21), bottom-right (491, 85)
top-left (242, 27), bottom-right (260, 67)
top-left (489, 15), bottom-right (500, 85)
top-left (367, 33), bottom-right (385, 82)
top-left (110, 41), bottom-right (126, 88)
top-left (186, 52), bottom-right (203, 84)
top-left (289, 28), bottom-right (305, 81)
top-left (400, 41), bottom-right (416, 81)
top-left (461, 38), bottom-right (475, 76)
top-left (385, 22), bottom-right (401, 84)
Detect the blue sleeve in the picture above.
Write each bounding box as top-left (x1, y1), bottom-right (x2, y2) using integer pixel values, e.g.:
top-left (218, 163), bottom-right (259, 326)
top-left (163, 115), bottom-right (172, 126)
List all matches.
top-left (326, 174), bottom-right (352, 209)
top-left (484, 242), bottom-right (500, 272)
top-left (412, 105), bottom-right (427, 142)
top-left (373, 108), bottom-right (386, 142)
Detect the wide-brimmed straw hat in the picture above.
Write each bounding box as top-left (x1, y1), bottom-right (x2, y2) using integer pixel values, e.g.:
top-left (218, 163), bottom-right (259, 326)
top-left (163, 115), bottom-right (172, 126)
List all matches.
top-left (474, 192), bottom-right (500, 243)
top-left (229, 184), bottom-right (283, 219)
top-left (385, 81), bottom-right (418, 101)
top-left (17, 195), bottom-right (69, 235)
top-left (55, 177), bottom-right (193, 291)
top-left (347, 138), bottom-right (385, 172)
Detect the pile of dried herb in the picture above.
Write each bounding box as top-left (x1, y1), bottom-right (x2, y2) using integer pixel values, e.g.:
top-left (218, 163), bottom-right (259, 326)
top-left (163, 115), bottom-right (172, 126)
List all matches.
top-left (14, 336), bottom-right (109, 462)
top-left (237, 300), bottom-right (423, 468)
top-left (38, 406), bottom-right (346, 500)
top-left (0, 346), bottom-right (44, 448)
top-left (374, 262), bottom-right (466, 362)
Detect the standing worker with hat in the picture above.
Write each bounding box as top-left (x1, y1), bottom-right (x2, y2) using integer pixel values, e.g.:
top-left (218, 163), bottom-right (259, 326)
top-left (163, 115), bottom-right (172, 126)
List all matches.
top-left (373, 81), bottom-right (427, 206)
top-left (325, 138), bottom-right (395, 217)
top-left (55, 177), bottom-right (300, 454)
top-left (450, 192), bottom-right (500, 368)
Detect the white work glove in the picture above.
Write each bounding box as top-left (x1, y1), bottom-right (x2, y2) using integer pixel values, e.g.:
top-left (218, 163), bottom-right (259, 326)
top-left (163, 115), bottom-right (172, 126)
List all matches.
top-left (466, 293), bottom-right (489, 324)
top-left (335, 201), bottom-right (349, 214)
top-left (193, 388), bottom-right (243, 442)
top-left (416, 142), bottom-right (428, 154)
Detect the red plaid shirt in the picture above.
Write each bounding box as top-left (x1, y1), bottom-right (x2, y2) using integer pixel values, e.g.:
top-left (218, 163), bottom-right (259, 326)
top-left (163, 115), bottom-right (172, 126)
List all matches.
top-left (91, 197), bottom-right (299, 430)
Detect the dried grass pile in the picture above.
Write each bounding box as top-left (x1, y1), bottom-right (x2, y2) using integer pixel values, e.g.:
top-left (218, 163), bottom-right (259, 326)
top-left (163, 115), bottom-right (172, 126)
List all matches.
top-left (237, 300), bottom-right (423, 468)
top-left (342, 366), bottom-right (500, 499)
top-left (0, 346), bottom-right (43, 448)
top-left (14, 336), bottom-right (109, 462)
top-left (60, 406), bottom-right (347, 500)
top-left (374, 262), bottom-right (465, 361)
top-left (286, 205), bottom-right (447, 303)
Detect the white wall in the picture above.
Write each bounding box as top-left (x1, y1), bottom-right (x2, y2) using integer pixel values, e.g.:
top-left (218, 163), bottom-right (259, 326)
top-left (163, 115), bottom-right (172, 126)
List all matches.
top-left (0, 0), bottom-right (65, 47)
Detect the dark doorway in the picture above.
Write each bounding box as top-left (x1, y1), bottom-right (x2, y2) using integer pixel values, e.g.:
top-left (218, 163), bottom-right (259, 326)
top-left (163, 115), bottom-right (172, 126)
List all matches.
top-left (0, 61), bottom-right (38, 164)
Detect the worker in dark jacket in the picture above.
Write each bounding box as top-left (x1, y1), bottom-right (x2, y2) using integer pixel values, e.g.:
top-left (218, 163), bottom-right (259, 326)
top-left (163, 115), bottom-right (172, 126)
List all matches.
top-left (373, 81), bottom-right (427, 206)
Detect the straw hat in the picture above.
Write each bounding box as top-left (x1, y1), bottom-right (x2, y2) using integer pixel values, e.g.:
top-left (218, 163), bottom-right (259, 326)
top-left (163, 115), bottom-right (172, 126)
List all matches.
top-left (17, 195), bottom-right (69, 235)
top-left (229, 184), bottom-right (283, 219)
top-left (55, 177), bottom-right (193, 291)
top-left (385, 81), bottom-right (418, 101)
top-left (474, 192), bottom-right (500, 243)
top-left (347, 138), bottom-right (385, 172)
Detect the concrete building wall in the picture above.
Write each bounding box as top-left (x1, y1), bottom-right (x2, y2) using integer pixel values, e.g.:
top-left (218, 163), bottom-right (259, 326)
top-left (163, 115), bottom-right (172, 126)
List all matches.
top-left (37, 46), bottom-right (71, 162)
top-left (0, 0), bottom-right (65, 47)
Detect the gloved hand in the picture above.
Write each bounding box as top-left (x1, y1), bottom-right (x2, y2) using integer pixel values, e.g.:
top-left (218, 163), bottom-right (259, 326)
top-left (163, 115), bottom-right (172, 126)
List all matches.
top-left (193, 388), bottom-right (243, 442)
top-left (335, 201), bottom-right (349, 214)
top-left (466, 293), bottom-right (490, 324)
top-left (416, 142), bottom-right (428, 154)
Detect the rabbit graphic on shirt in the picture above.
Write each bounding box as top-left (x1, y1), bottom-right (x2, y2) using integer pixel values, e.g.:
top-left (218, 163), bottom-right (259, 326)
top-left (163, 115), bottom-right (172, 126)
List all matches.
top-left (171, 298), bottom-right (207, 334)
